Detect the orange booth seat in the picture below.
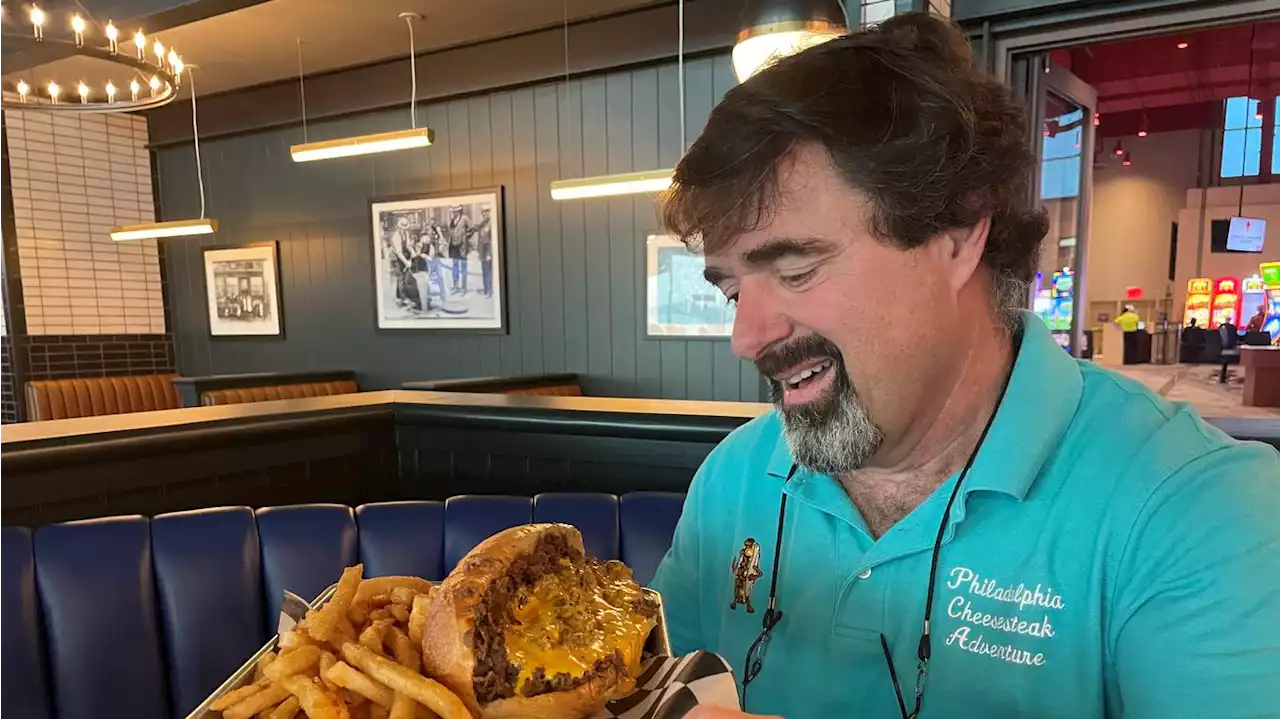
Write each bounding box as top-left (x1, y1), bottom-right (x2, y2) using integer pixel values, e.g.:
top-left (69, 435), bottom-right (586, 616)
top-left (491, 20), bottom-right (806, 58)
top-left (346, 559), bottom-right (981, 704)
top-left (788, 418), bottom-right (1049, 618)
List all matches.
top-left (24, 374), bottom-right (182, 422)
top-left (200, 379), bottom-right (359, 406)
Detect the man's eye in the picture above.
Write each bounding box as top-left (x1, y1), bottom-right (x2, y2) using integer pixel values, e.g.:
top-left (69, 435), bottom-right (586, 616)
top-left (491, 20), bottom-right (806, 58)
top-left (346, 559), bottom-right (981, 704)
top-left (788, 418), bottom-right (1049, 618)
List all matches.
top-left (779, 268), bottom-right (817, 288)
top-left (725, 294), bottom-right (739, 307)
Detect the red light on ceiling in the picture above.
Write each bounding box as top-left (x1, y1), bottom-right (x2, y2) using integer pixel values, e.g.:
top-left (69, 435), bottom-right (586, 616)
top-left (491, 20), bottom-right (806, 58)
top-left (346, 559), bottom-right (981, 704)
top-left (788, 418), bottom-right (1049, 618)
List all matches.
top-left (1093, 112), bottom-right (1100, 126)
top-left (1176, 41), bottom-right (1189, 49)
top-left (1113, 141), bottom-right (1124, 156)
top-left (1122, 152), bottom-right (1132, 167)
top-left (1137, 129), bottom-right (1148, 137)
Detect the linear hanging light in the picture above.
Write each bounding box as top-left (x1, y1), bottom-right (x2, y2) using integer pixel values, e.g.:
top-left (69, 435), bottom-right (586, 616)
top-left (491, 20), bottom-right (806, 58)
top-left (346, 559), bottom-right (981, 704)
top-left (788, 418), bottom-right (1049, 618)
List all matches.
top-left (290, 13), bottom-right (431, 163)
top-left (112, 68), bottom-right (217, 241)
top-left (549, 0), bottom-right (682, 201)
top-left (550, 168), bottom-right (673, 200)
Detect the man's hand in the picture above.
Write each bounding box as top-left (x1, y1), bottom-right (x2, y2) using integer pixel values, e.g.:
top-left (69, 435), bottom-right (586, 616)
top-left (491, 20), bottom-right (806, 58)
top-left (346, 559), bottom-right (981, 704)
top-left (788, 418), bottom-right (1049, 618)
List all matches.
top-left (686, 706), bottom-right (783, 719)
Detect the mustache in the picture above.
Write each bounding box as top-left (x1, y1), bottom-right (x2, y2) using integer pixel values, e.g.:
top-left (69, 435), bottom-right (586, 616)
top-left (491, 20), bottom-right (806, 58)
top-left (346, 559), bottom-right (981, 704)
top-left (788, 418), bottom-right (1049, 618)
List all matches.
top-left (755, 334), bottom-right (844, 379)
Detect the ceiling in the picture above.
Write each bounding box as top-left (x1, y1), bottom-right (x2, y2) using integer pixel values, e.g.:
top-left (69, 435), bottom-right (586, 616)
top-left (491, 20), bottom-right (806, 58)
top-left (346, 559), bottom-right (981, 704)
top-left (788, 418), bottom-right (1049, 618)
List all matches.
top-left (3, 0), bottom-right (667, 98)
top-left (1049, 20), bottom-right (1280, 137)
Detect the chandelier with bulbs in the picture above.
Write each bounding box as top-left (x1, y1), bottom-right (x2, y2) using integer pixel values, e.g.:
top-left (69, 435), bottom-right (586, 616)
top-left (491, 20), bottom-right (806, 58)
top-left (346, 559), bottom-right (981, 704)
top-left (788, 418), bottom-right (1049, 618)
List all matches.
top-left (2, 5), bottom-right (186, 113)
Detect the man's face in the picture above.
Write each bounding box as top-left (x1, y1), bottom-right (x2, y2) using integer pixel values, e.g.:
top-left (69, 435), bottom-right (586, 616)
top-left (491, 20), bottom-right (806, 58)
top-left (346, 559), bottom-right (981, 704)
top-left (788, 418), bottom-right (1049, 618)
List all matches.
top-left (397, 216), bottom-right (410, 229)
top-left (703, 145), bottom-right (979, 474)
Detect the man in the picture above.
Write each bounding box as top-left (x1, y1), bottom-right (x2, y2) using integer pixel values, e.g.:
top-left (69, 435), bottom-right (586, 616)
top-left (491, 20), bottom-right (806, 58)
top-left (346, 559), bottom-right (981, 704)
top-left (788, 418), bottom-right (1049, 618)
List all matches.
top-left (474, 206), bottom-right (495, 298)
top-left (446, 205), bottom-right (473, 295)
top-left (1113, 304), bottom-right (1142, 364)
top-left (1246, 303), bottom-right (1267, 334)
top-left (652, 13), bottom-right (1280, 719)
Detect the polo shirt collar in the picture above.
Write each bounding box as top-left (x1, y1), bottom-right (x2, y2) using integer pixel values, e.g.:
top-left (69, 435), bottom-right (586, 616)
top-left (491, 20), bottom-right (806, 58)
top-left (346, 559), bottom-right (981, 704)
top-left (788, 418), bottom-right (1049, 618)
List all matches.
top-left (763, 311), bottom-right (1082, 503)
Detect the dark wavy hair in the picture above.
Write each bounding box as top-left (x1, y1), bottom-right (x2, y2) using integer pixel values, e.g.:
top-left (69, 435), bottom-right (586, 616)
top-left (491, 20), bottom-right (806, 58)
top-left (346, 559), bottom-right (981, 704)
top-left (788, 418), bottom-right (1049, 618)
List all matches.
top-left (662, 12), bottom-right (1048, 321)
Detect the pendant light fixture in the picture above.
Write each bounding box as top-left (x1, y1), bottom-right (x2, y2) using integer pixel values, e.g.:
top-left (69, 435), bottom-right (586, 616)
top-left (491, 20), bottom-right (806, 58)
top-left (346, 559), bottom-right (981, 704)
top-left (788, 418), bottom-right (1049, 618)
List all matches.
top-left (732, 0), bottom-right (847, 83)
top-left (112, 68), bottom-right (217, 240)
top-left (290, 13), bottom-right (432, 162)
top-left (550, 0), bottom-right (685, 200)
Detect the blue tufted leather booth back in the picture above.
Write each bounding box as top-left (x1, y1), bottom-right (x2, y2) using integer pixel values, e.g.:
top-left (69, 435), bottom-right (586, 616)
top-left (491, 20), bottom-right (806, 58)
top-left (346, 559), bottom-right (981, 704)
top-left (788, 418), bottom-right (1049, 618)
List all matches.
top-left (0, 492), bottom-right (685, 719)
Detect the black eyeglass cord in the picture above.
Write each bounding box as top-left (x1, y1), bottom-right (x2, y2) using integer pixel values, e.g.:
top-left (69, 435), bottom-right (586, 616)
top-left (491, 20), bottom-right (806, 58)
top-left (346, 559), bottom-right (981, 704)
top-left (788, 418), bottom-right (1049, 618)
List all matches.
top-left (740, 463), bottom-right (797, 709)
top-left (885, 362), bottom-right (1015, 719)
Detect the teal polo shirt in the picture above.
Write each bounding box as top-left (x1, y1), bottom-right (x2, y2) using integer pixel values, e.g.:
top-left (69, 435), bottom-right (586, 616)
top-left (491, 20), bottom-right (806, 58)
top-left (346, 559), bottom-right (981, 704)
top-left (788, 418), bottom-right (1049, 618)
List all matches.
top-left (651, 313), bottom-right (1280, 718)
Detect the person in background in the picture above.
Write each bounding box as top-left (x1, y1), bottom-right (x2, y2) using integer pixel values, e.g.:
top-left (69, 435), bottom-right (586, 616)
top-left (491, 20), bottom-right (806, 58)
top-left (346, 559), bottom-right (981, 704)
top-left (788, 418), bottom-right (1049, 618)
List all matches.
top-left (1246, 303), bottom-right (1267, 334)
top-left (1114, 304), bottom-right (1142, 364)
top-left (446, 205), bottom-right (474, 295)
top-left (652, 12), bottom-right (1280, 719)
top-left (474, 206), bottom-right (495, 298)
top-left (1114, 304), bottom-right (1141, 333)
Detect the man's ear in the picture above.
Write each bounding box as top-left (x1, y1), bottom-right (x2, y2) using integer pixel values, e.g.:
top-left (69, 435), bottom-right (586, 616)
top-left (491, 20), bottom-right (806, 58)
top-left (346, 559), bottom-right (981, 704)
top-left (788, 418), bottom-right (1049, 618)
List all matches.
top-left (943, 216), bottom-right (992, 292)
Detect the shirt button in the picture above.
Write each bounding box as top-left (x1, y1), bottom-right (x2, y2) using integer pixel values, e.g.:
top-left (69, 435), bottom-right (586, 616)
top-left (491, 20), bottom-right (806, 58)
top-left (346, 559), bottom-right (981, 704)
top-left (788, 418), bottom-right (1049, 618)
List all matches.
top-left (858, 568), bottom-right (872, 580)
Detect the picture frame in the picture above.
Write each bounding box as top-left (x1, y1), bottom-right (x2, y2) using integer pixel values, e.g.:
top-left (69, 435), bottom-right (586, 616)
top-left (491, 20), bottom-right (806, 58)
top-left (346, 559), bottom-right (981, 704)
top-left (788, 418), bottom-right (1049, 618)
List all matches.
top-left (369, 187), bottom-right (506, 332)
top-left (645, 233), bottom-right (735, 338)
top-left (202, 242), bottom-right (284, 338)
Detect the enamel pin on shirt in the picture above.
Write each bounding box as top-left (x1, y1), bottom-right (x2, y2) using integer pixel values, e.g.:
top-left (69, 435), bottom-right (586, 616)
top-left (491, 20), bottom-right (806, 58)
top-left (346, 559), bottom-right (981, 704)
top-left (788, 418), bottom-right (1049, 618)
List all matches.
top-left (731, 538), bottom-right (764, 613)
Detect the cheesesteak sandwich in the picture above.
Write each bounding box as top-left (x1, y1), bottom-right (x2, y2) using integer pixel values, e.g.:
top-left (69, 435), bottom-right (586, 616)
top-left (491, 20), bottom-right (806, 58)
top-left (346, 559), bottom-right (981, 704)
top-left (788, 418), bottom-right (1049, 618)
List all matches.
top-left (422, 524), bottom-right (659, 718)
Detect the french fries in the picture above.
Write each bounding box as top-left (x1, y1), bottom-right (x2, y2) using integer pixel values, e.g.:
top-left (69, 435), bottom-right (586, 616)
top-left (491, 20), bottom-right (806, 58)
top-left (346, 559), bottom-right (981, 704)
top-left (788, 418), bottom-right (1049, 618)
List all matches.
top-left (388, 693), bottom-right (417, 719)
top-left (213, 565), bottom-right (450, 719)
top-left (222, 684), bottom-right (292, 719)
top-left (268, 696), bottom-right (301, 719)
top-left (324, 660), bottom-right (395, 707)
top-left (282, 675), bottom-right (350, 719)
top-left (341, 643), bottom-right (471, 719)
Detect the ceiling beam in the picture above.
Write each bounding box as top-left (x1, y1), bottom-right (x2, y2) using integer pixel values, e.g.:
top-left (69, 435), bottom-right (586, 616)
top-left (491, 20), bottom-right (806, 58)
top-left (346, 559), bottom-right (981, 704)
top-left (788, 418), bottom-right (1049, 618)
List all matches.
top-left (145, 0), bottom-right (741, 147)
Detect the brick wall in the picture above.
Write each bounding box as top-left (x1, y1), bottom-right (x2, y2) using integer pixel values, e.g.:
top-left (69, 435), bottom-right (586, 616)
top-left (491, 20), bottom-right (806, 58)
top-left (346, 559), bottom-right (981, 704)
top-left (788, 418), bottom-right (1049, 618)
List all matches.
top-left (1, 336), bottom-right (15, 423)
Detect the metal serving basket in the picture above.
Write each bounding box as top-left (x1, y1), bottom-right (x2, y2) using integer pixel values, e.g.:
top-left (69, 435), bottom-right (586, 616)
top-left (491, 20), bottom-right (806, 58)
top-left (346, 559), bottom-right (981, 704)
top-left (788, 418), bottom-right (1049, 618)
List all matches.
top-left (186, 587), bottom-right (670, 719)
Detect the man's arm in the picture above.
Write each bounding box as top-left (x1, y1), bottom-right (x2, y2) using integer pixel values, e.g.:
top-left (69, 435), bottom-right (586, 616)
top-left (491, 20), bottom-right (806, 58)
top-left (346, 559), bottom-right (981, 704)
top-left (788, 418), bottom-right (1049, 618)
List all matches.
top-left (1109, 443), bottom-right (1280, 717)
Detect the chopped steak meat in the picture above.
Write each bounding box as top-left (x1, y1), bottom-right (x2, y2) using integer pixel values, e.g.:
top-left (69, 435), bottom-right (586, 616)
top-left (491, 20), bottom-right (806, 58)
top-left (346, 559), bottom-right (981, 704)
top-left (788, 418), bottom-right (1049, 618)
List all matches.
top-left (469, 532), bottom-right (658, 703)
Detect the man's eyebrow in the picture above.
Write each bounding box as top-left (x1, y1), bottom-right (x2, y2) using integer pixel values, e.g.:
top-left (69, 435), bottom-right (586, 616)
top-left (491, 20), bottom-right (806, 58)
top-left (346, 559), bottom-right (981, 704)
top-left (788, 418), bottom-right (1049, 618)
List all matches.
top-left (741, 237), bottom-right (836, 267)
top-left (703, 265), bottom-right (732, 286)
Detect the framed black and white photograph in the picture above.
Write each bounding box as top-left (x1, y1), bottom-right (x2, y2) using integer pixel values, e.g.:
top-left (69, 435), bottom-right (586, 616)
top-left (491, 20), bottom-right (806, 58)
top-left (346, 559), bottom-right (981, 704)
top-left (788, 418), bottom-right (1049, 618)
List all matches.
top-left (645, 234), bottom-right (736, 338)
top-left (370, 188), bottom-right (505, 331)
top-left (202, 242), bottom-right (284, 338)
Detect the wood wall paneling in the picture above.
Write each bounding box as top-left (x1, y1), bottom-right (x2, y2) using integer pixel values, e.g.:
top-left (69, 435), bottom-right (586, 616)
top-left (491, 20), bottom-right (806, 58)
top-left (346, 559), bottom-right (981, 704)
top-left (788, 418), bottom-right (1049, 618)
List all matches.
top-left (157, 57), bottom-right (763, 400)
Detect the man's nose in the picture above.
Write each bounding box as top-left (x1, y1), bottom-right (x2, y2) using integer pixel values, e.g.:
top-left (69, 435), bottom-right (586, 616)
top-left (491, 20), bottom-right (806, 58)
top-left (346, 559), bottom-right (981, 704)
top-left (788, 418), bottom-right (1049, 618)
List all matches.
top-left (731, 279), bottom-right (790, 361)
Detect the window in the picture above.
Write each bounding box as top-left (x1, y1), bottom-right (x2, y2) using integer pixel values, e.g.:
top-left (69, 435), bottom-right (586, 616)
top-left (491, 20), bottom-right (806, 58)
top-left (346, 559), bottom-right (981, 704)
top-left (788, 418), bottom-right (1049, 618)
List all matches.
top-left (1220, 96), bottom-right (1264, 178)
top-left (1273, 97), bottom-right (1280, 175)
top-left (1040, 109), bottom-right (1082, 200)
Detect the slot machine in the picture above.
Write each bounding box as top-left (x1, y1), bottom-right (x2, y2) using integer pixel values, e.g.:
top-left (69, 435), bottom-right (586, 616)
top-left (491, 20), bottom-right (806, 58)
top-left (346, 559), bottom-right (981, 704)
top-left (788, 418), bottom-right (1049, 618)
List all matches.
top-left (1182, 277), bottom-right (1212, 328)
top-left (1261, 262), bottom-right (1280, 339)
top-left (1209, 277), bottom-right (1241, 330)
top-left (1241, 275), bottom-right (1267, 328)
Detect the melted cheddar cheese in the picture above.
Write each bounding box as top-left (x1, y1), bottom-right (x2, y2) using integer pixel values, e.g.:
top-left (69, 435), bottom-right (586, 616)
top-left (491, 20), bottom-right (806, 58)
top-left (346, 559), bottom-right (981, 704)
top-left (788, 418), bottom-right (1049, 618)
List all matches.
top-left (503, 559), bottom-right (653, 694)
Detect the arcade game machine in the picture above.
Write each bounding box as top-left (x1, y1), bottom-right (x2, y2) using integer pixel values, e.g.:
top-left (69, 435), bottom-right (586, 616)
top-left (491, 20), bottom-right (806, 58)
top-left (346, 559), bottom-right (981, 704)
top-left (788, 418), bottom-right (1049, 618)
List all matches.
top-left (1182, 277), bottom-right (1212, 328)
top-left (1209, 276), bottom-right (1241, 330)
top-left (1241, 275), bottom-right (1267, 327)
top-left (1261, 262), bottom-right (1280, 338)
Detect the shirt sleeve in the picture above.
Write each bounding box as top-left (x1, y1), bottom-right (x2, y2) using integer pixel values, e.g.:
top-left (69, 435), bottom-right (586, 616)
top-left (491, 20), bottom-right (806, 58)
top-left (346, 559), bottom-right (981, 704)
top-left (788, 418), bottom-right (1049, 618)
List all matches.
top-left (1108, 442), bottom-right (1280, 717)
top-left (651, 453), bottom-right (721, 657)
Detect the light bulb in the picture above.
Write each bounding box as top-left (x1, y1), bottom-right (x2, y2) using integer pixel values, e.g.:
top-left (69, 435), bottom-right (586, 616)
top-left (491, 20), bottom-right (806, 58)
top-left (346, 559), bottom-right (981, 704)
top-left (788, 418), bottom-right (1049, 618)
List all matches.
top-left (1137, 129), bottom-right (1147, 138)
top-left (106, 21), bottom-right (119, 53)
top-left (171, 55), bottom-right (184, 79)
top-left (16, 80), bottom-right (30, 102)
top-left (71, 14), bottom-right (86, 47)
top-left (47, 81), bottom-right (60, 104)
top-left (30, 5), bottom-right (45, 40)
top-left (153, 39), bottom-right (165, 65)
top-left (167, 48), bottom-right (179, 67)
top-left (78, 82), bottom-right (90, 103)
top-left (106, 81), bottom-right (117, 103)
top-left (135, 30), bottom-right (146, 60)
top-left (130, 78), bottom-right (140, 101)
top-left (149, 75), bottom-right (161, 96)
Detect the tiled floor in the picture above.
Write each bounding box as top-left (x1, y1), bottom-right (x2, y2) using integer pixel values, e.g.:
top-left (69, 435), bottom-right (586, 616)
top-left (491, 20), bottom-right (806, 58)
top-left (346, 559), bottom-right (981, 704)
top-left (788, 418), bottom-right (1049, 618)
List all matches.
top-left (1112, 363), bottom-right (1280, 419)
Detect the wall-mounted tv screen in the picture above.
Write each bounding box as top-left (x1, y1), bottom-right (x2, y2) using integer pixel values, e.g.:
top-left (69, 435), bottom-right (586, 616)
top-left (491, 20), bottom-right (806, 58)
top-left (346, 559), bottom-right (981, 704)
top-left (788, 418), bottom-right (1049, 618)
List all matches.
top-left (1211, 217), bottom-right (1266, 253)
